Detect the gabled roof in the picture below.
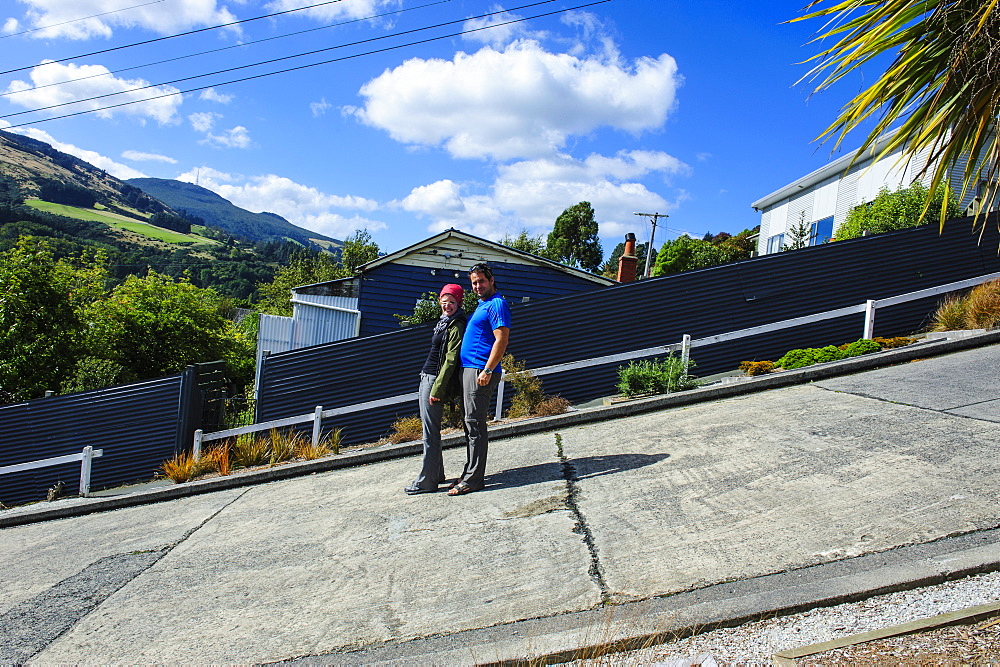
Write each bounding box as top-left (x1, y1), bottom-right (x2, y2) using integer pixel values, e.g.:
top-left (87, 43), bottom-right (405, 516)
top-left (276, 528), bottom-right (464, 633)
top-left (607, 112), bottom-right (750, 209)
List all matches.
top-left (357, 228), bottom-right (616, 285)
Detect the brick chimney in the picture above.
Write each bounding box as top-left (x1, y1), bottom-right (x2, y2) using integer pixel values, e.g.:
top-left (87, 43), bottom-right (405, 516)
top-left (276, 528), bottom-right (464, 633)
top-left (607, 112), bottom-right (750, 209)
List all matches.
top-left (617, 233), bottom-right (638, 283)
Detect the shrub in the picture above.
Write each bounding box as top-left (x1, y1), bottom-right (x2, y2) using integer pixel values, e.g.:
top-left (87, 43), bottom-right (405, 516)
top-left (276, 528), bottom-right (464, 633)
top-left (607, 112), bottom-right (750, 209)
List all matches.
top-left (160, 451), bottom-right (198, 483)
top-left (616, 355), bottom-right (698, 397)
top-left (776, 348), bottom-right (815, 370)
top-left (501, 354), bottom-right (571, 418)
top-left (534, 395), bottom-right (571, 417)
top-left (813, 345), bottom-right (847, 364)
top-left (267, 428), bottom-right (301, 465)
top-left (842, 338), bottom-right (881, 357)
top-left (873, 336), bottom-right (916, 349)
top-left (297, 427), bottom-right (343, 459)
top-left (387, 415), bottom-right (422, 444)
top-left (930, 279), bottom-right (1000, 331)
top-left (207, 442), bottom-right (231, 476)
top-left (231, 433), bottom-right (269, 468)
top-left (738, 360), bottom-right (774, 376)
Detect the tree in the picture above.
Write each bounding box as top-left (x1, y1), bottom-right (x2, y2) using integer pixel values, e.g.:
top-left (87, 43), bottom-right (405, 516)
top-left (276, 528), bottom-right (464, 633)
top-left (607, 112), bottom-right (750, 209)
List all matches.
top-left (256, 251), bottom-right (347, 316)
top-left (793, 0), bottom-right (1000, 228)
top-left (80, 271), bottom-right (254, 389)
top-left (340, 229), bottom-right (380, 274)
top-left (546, 201), bottom-right (603, 272)
top-left (0, 238), bottom-right (107, 400)
top-left (650, 227), bottom-right (759, 276)
top-left (835, 181), bottom-right (962, 241)
top-left (500, 229), bottom-right (546, 256)
top-left (782, 212), bottom-right (813, 251)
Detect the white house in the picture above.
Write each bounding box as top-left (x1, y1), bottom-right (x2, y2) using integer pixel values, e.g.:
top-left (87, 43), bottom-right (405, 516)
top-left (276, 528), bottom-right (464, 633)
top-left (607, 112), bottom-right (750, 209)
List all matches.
top-left (751, 134), bottom-right (987, 255)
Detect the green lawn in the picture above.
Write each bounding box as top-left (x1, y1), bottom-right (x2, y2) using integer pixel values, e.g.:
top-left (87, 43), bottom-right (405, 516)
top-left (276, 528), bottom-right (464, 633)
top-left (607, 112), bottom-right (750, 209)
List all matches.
top-left (26, 200), bottom-right (216, 245)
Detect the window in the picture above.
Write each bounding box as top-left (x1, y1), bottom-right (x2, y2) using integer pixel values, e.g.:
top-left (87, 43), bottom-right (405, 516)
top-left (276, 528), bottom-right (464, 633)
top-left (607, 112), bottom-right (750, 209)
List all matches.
top-left (766, 233), bottom-right (784, 254)
top-left (809, 217), bottom-right (834, 246)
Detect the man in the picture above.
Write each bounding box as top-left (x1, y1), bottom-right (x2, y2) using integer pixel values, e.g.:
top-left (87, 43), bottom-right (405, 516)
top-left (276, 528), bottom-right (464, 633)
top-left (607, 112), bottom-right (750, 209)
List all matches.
top-left (449, 263), bottom-right (510, 496)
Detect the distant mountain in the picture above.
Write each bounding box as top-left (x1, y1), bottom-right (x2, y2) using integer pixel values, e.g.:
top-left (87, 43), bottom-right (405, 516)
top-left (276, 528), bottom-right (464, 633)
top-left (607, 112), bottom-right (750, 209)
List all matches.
top-left (0, 129), bottom-right (171, 217)
top-left (127, 178), bottom-right (341, 249)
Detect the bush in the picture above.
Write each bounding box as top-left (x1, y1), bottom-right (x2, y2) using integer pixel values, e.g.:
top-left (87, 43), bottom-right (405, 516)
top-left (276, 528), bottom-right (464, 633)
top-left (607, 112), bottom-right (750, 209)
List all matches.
top-left (231, 433), bottom-right (269, 468)
top-left (842, 338), bottom-right (881, 357)
top-left (616, 355), bottom-right (698, 397)
top-left (873, 336), bottom-right (916, 349)
top-left (930, 279), bottom-right (1000, 331)
top-left (501, 354), bottom-right (570, 418)
top-left (387, 415), bottom-right (422, 444)
top-left (776, 348), bottom-right (816, 370)
top-left (739, 360), bottom-right (774, 376)
top-left (813, 345), bottom-right (847, 364)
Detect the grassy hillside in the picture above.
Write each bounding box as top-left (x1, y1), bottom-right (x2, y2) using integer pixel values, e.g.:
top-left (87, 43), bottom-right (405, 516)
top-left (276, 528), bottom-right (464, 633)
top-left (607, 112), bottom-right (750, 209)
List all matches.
top-left (127, 178), bottom-right (342, 251)
top-left (26, 200), bottom-right (217, 245)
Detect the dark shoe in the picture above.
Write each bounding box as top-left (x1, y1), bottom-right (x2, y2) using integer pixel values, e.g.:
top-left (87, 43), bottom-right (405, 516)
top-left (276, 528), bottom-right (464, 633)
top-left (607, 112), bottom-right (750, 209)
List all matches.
top-left (404, 484), bottom-right (435, 495)
top-left (448, 481), bottom-right (475, 496)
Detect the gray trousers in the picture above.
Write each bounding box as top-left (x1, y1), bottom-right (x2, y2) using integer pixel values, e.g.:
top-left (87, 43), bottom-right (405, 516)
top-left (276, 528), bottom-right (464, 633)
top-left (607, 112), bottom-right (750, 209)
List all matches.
top-left (458, 367), bottom-right (501, 490)
top-left (411, 372), bottom-right (446, 490)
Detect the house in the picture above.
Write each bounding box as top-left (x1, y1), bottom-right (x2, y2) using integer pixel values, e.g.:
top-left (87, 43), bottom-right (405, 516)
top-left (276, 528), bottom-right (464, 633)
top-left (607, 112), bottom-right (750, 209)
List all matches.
top-left (256, 229), bottom-right (616, 364)
top-left (751, 134), bottom-right (991, 255)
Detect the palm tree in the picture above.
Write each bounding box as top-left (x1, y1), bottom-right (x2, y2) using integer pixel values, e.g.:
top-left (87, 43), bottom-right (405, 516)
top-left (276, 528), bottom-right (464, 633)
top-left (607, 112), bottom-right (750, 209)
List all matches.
top-left (792, 0), bottom-right (1000, 230)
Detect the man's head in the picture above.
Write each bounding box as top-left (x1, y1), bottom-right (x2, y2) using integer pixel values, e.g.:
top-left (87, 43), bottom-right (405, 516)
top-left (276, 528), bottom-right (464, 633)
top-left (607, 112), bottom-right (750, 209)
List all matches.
top-left (468, 263), bottom-right (496, 299)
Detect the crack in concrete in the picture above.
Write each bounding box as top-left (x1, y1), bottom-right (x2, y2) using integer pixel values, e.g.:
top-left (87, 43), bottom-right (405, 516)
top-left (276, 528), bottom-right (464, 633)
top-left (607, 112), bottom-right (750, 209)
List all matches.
top-left (0, 488), bottom-right (251, 662)
top-left (555, 432), bottom-right (611, 605)
top-left (814, 385), bottom-right (1000, 423)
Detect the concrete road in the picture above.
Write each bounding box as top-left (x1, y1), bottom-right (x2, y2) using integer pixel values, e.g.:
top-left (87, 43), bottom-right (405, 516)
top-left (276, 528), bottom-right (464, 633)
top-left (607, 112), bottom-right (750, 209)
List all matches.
top-left (2, 344), bottom-right (998, 663)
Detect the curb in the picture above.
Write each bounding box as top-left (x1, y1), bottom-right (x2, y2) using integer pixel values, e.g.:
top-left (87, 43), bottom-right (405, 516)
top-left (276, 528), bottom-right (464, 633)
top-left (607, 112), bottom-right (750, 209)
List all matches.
top-left (3, 329), bottom-right (999, 529)
top-left (279, 524), bottom-right (1000, 665)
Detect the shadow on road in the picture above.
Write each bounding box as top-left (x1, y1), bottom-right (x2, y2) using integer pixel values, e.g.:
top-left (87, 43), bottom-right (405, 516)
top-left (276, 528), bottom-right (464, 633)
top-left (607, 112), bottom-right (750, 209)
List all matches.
top-left (484, 453), bottom-right (671, 491)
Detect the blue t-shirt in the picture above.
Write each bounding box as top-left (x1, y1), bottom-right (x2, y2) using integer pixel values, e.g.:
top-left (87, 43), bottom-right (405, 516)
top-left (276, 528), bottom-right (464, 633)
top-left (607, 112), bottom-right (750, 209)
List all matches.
top-left (460, 292), bottom-right (511, 370)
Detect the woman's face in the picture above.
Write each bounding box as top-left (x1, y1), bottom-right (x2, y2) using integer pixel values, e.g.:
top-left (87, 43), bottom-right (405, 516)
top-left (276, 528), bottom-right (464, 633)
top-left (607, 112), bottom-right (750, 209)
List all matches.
top-left (439, 294), bottom-right (459, 317)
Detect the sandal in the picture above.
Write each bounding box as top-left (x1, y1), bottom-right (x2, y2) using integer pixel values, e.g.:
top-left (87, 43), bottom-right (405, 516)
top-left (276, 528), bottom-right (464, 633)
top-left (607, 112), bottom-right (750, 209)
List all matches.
top-left (448, 481), bottom-right (474, 496)
top-left (404, 484), bottom-right (435, 495)
top-left (448, 476), bottom-right (463, 490)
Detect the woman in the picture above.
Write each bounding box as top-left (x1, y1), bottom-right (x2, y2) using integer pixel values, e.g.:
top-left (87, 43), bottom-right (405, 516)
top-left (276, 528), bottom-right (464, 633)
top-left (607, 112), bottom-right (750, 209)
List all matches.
top-left (404, 284), bottom-right (467, 495)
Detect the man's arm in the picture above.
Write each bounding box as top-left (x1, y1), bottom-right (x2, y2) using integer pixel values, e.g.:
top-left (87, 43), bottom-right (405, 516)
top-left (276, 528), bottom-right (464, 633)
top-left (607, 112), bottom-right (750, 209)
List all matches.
top-left (477, 326), bottom-right (509, 386)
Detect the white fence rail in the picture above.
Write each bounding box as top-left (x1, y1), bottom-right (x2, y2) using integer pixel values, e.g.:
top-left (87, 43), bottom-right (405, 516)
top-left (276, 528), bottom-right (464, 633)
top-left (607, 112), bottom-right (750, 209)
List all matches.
top-left (196, 270), bottom-right (1000, 452)
top-left (0, 446), bottom-right (104, 497)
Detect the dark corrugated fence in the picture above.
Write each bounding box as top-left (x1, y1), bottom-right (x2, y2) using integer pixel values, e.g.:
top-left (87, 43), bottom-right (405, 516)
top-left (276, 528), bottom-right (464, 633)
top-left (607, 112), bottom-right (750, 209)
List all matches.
top-left (0, 368), bottom-right (201, 507)
top-left (257, 218), bottom-right (1000, 446)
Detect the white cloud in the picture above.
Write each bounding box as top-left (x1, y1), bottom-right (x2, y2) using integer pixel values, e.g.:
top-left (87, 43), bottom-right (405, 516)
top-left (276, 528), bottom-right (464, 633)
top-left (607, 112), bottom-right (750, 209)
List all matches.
top-left (396, 150), bottom-right (685, 243)
top-left (353, 40), bottom-right (681, 160)
top-left (12, 0), bottom-right (237, 40)
top-left (462, 8), bottom-right (537, 47)
top-left (188, 111), bottom-right (221, 133)
top-left (264, 0), bottom-right (390, 23)
top-left (177, 168), bottom-right (384, 239)
top-left (5, 61), bottom-right (182, 124)
top-left (3, 18), bottom-right (19, 33)
top-left (199, 87), bottom-right (234, 104)
top-left (121, 150), bottom-right (177, 164)
top-left (203, 125), bottom-right (252, 149)
top-left (310, 98), bottom-right (332, 117)
top-left (9, 127), bottom-right (146, 179)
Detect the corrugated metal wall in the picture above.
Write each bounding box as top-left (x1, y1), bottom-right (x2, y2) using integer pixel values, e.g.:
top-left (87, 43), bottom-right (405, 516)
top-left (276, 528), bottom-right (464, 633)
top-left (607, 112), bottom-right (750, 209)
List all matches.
top-left (0, 372), bottom-right (196, 507)
top-left (257, 217), bottom-right (1000, 447)
top-left (358, 260), bottom-right (609, 337)
top-left (291, 294), bottom-right (360, 347)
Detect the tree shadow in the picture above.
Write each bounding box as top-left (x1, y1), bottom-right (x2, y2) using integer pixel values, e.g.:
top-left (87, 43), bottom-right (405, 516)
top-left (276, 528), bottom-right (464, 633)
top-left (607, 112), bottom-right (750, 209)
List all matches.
top-left (483, 453), bottom-right (671, 491)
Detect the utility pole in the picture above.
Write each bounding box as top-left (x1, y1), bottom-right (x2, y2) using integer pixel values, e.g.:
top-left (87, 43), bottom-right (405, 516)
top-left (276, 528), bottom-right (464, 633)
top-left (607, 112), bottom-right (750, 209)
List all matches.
top-left (634, 212), bottom-right (668, 278)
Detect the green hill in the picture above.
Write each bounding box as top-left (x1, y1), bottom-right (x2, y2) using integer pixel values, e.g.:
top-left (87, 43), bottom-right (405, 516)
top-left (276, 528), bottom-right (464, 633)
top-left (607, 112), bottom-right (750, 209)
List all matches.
top-left (127, 178), bottom-right (342, 250)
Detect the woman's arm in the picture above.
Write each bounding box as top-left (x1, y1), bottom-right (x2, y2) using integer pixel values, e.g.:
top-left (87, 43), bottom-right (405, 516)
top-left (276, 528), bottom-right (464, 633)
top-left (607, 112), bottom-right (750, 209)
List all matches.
top-left (429, 324), bottom-right (464, 401)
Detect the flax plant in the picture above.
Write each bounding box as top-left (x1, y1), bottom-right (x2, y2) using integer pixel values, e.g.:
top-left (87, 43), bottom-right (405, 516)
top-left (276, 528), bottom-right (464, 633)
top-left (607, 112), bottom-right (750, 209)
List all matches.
top-left (793, 0), bottom-right (1000, 232)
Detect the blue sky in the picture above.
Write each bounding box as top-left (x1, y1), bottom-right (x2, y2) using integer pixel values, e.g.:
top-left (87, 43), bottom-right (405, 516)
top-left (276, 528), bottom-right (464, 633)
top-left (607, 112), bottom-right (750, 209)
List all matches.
top-left (0, 0), bottom-right (877, 256)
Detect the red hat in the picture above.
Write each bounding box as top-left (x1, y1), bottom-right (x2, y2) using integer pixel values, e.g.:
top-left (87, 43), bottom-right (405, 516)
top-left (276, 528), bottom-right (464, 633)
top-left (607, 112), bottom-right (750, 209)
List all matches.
top-left (439, 283), bottom-right (464, 303)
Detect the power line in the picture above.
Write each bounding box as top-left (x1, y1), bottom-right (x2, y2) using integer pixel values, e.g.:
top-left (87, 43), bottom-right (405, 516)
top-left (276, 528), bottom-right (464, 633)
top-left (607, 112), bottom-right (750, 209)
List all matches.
top-left (0, 0), bottom-right (167, 40)
top-left (1, 0), bottom-right (609, 128)
top-left (0, 0), bottom-right (456, 99)
top-left (0, 0), bottom-right (363, 76)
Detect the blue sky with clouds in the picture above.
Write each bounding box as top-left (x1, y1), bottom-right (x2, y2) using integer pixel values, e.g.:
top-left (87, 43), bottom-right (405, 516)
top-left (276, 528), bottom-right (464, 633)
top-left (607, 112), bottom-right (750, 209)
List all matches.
top-left (0, 0), bottom-right (877, 255)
